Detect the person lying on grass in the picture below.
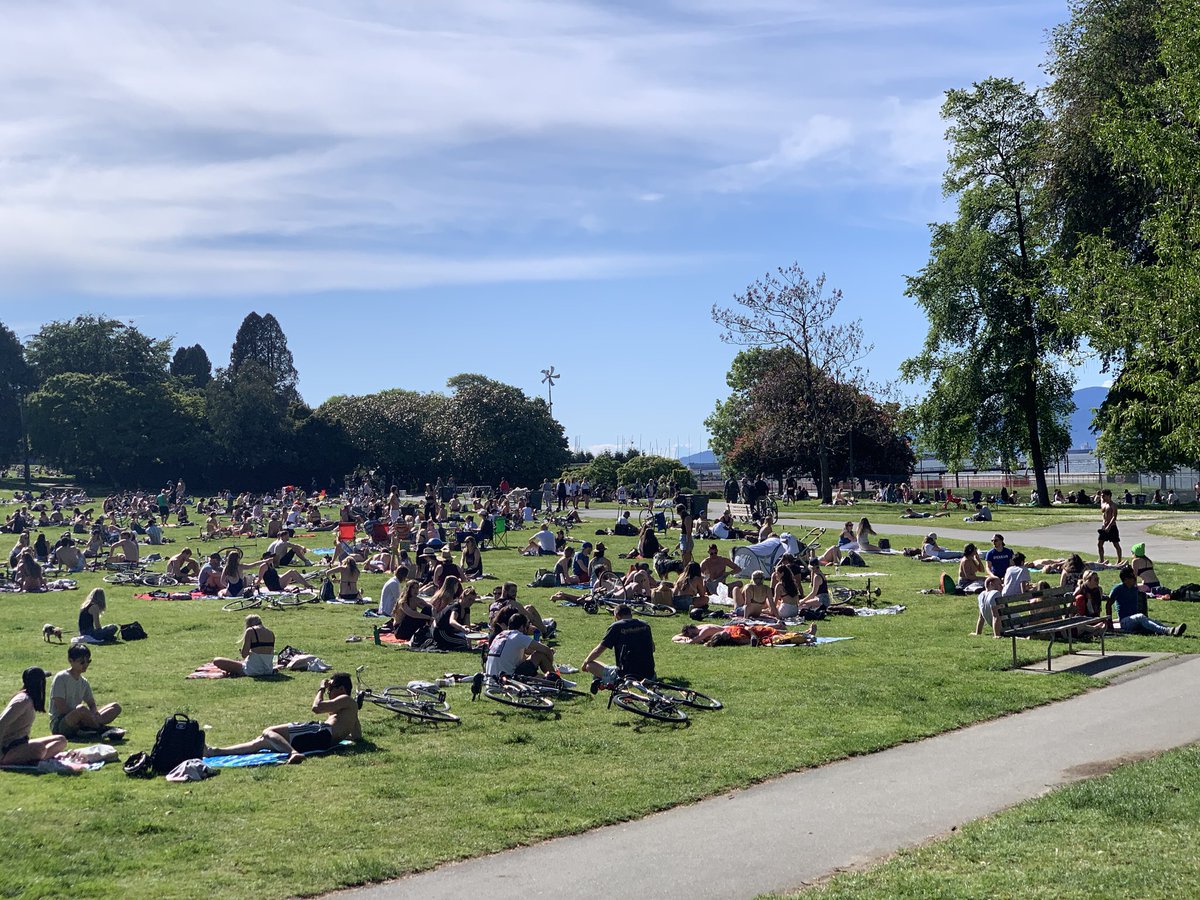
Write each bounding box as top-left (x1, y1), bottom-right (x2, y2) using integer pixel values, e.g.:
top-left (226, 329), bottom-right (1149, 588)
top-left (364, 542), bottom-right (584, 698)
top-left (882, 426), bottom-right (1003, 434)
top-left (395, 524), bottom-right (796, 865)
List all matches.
top-left (673, 622), bottom-right (816, 646)
top-left (204, 673), bottom-right (361, 765)
top-left (212, 614), bottom-right (276, 677)
top-left (920, 533), bottom-right (962, 561)
top-left (256, 557), bottom-right (315, 593)
top-left (0, 667), bottom-right (67, 767)
top-left (900, 506), bottom-right (948, 519)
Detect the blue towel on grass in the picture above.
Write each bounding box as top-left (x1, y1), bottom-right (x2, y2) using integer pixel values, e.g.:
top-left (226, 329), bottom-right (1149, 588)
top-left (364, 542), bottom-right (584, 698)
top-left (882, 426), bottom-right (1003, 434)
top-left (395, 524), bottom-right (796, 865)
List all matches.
top-left (205, 740), bottom-right (355, 768)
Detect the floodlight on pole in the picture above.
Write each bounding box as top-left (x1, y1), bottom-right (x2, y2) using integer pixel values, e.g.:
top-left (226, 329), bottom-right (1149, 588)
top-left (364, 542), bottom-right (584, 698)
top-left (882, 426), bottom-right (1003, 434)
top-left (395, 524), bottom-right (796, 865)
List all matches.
top-left (540, 366), bottom-right (560, 417)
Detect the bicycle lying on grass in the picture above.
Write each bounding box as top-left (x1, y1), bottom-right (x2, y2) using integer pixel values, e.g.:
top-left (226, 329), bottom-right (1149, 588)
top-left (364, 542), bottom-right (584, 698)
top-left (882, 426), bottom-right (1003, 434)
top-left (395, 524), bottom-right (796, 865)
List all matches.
top-left (354, 666), bottom-right (460, 724)
top-left (603, 678), bottom-right (723, 723)
top-left (469, 670), bottom-right (589, 711)
top-left (222, 592), bottom-right (319, 612)
top-left (831, 578), bottom-right (882, 604)
top-left (585, 593), bottom-right (677, 618)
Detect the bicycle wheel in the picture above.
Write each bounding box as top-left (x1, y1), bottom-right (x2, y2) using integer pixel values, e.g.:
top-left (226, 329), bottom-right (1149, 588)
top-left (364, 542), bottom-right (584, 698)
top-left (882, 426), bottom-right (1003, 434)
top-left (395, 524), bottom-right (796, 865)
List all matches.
top-left (833, 587), bottom-right (853, 602)
top-left (382, 697), bottom-right (461, 723)
top-left (613, 690), bottom-right (688, 722)
top-left (103, 572), bottom-right (135, 585)
top-left (268, 595), bottom-right (304, 609)
top-left (484, 684), bottom-right (554, 710)
top-left (156, 574), bottom-right (179, 587)
top-left (765, 498), bottom-right (779, 519)
top-left (634, 602), bottom-right (676, 618)
top-left (649, 682), bottom-right (723, 710)
top-left (222, 597), bottom-right (262, 612)
top-left (638, 506), bottom-right (655, 526)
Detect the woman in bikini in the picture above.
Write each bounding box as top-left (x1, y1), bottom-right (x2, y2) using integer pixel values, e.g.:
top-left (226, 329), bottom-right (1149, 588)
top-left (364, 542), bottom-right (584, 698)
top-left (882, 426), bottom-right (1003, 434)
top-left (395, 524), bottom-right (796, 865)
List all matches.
top-left (1130, 543), bottom-right (1163, 594)
top-left (219, 549), bottom-right (248, 598)
top-left (213, 614), bottom-right (276, 677)
top-left (0, 668), bottom-right (66, 766)
top-left (326, 557), bottom-right (362, 601)
top-left (855, 518), bottom-right (879, 552)
top-left (672, 562), bottom-right (707, 611)
top-left (773, 564), bottom-right (803, 619)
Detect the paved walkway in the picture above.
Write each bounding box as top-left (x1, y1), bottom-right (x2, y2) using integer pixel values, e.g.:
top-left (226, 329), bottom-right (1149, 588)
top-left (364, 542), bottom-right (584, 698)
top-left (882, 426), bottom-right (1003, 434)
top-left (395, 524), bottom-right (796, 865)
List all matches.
top-left (575, 505), bottom-right (1200, 566)
top-left (339, 656), bottom-right (1200, 900)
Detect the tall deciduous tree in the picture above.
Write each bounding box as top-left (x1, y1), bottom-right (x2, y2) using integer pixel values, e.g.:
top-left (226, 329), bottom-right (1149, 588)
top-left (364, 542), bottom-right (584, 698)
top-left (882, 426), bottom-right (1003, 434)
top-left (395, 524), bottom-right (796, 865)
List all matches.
top-left (1063, 0), bottom-right (1200, 469)
top-left (0, 321), bottom-right (31, 468)
top-left (712, 265), bottom-right (871, 504)
top-left (206, 361), bottom-right (297, 480)
top-left (170, 344), bottom-right (213, 387)
top-left (228, 312), bottom-right (299, 401)
top-left (25, 315), bottom-right (170, 387)
top-left (903, 78), bottom-right (1074, 506)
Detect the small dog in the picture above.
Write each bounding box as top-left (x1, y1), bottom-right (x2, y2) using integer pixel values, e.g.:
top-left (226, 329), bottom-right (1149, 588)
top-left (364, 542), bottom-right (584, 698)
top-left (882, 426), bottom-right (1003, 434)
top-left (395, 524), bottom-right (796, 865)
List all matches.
top-left (654, 550), bottom-right (684, 579)
top-left (43, 623), bottom-right (63, 643)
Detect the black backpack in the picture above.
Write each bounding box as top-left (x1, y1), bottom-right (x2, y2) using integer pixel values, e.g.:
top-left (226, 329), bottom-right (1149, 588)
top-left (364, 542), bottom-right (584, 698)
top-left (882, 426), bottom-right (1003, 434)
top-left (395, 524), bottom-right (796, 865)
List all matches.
top-left (319, 578), bottom-right (336, 602)
top-left (149, 713), bottom-right (205, 774)
top-left (120, 621), bottom-right (147, 641)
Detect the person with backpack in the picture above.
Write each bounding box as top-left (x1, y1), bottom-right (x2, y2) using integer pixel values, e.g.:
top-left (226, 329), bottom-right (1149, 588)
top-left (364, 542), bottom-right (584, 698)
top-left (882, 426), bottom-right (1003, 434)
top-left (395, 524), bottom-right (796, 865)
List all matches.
top-left (204, 672), bottom-right (361, 765)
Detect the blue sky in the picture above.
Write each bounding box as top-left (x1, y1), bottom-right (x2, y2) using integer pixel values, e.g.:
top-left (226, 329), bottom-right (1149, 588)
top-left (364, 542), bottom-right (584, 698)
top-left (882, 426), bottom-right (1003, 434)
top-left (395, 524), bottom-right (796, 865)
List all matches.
top-left (0, 1), bottom-right (1103, 456)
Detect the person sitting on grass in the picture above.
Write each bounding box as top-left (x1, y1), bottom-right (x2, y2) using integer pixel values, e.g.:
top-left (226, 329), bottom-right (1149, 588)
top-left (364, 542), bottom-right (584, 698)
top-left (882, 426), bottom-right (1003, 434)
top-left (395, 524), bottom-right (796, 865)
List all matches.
top-left (166, 547), bottom-right (200, 580)
top-left (855, 518), bottom-right (879, 552)
top-left (197, 552), bottom-right (224, 596)
top-left (0, 668), bottom-right (67, 766)
top-left (432, 549), bottom-right (462, 589)
top-left (635, 523), bottom-right (662, 560)
top-left (588, 543), bottom-right (613, 584)
top-left (212, 614), bottom-right (276, 677)
top-left (582, 604), bottom-right (656, 692)
top-left (460, 535), bottom-right (483, 579)
top-left (732, 570), bottom-right (774, 619)
top-left (204, 673), bottom-right (360, 765)
top-left (487, 581), bottom-right (552, 637)
top-left (799, 559), bottom-right (832, 612)
top-left (15, 550), bottom-right (46, 592)
top-left (218, 549), bottom-right (249, 598)
top-left (325, 556), bottom-right (362, 601)
top-left (1107, 566), bottom-right (1185, 636)
top-left (1001, 552), bottom-right (1032, 597)
top-left (484, 612), bottom-right (556, 682)
top-left (390, 580), bottom-right (434, 641)
top-left (49, 645), bottom-right (122, 739)
top-left (957, 544), bottom-right (987, 593)
top-left (672, 561), bottom-right (707, 612)
top-left (521, 523), bottom-right (557, 557)
top-left (266, 529), bottom-right (312, 567)
top-left (972, 575), bottom-right (1004, 637)
top-left (699, 544), bottom-right (740, 593)
top-left (77, 588), bottom-right (119, 642)
top-left (109, 530), bottom-right (140, 564)
top-left (1129, 543), bottom-right (1165, 595)
top-left (673, 622), bottom-right (816, 646)
top-left (432, 588), bottom-right (477, 651)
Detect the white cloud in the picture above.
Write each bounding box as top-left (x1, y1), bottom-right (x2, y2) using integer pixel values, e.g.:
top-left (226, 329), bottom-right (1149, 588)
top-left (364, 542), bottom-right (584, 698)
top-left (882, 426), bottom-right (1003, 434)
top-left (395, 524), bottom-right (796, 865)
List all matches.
top-left (0, 0), bottom-right (1055, 296)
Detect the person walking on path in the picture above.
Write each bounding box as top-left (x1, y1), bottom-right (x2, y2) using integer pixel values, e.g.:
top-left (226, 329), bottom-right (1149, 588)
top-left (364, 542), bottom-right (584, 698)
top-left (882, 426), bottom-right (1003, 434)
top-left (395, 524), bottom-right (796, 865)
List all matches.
top-left (1098, 489), bottom-right (1122, 565)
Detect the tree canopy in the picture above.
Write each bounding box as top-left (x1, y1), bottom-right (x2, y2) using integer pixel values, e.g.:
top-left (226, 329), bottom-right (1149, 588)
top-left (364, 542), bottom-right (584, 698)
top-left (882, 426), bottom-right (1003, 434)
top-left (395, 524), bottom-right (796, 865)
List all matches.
top-left (0, 321), bottom-right (31, 464)
top-left (170, 344), bottom-right (213, 387)
top-left (24, 315), bottom-right (170, 387)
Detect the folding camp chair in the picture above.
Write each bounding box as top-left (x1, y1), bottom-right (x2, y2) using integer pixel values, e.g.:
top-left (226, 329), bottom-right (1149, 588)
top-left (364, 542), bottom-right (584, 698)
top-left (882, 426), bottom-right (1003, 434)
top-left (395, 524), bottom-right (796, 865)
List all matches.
top-left (337, 521), bottom-right (357, 542)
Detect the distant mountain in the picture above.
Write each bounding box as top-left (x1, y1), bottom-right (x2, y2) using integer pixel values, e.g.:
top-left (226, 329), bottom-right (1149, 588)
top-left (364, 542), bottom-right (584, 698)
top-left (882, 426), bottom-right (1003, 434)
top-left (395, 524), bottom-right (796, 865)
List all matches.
top-left (679, 449), bottom-right (718, 467)
top-left (1070, 386), bottom-right (1108, 450)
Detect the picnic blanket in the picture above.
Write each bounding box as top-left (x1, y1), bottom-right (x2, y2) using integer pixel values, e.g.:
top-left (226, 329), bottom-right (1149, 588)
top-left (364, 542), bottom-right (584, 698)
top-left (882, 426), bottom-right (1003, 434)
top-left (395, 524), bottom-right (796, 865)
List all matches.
top-left (770, 636), bottom-right (855, 647)
top-left (205, 740), bottom-right (355, 768)
top-left (854, 604), bottom-right (906, 616)
top-left (2, 759), bottom-right (106, 775)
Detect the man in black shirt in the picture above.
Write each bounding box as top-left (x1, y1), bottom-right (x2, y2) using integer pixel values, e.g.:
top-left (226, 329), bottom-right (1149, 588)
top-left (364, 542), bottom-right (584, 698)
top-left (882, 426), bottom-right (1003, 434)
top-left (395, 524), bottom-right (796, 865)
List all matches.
top-left (582, 604), bottom-right (655, 693)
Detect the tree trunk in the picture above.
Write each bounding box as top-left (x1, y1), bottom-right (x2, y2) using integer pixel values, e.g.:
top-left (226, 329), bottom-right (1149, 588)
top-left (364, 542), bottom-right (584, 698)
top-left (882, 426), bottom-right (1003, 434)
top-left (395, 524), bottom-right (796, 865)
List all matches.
top-left (818, 445), bottom-right (832, 504)
top-left (1022, 378), bottom-right (1052, 507)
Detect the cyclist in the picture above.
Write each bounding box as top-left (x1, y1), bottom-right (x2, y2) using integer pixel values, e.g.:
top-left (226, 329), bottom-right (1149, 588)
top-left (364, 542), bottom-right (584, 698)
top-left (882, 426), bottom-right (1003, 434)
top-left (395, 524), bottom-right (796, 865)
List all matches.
top-left (582, 604), bottom-right (656, 693)
top-left (484, 613), bottom-right (555, 681)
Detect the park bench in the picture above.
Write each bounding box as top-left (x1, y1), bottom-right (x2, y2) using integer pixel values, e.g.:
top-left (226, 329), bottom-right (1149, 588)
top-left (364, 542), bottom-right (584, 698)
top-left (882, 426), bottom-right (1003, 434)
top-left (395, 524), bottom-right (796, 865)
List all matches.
top-left (727, 503), bottom-right (755, 523)
top-left (995, 586), bottom-right (1105, 671)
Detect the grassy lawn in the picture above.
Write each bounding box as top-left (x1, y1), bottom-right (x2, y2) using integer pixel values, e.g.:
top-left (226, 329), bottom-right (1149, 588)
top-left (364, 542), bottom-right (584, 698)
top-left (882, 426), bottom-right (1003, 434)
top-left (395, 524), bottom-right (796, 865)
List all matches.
top-left (1, 517), bottom-right (1195, 899)
top-left (1146, 520), bottom-right (1200, 541)
top-left (775, 745), bottom-right (1200, 899)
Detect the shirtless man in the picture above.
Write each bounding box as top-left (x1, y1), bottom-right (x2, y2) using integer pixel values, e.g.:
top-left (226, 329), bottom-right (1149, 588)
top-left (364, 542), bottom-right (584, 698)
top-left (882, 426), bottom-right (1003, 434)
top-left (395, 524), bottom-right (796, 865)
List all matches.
top-left (109, 530), bottom-right (139, 564)
top-left (699, 544), bottom-right (740, 593)
top-left (673, 622), bottom-right (816, 646)
top-left (52, 537), bottom-right (85, 573)
top-left (1097, 489), bottom-right (1122, 564)
top-left (204, 672), bottom-right (360, 764)
top-left (166, 547), bottom-right (200, 579)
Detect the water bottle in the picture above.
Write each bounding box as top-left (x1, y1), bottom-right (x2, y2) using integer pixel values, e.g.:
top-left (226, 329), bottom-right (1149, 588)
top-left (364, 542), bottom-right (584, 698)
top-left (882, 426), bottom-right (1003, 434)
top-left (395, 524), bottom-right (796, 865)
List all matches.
top-left (372, 626), bottom-right (381, 646)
